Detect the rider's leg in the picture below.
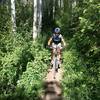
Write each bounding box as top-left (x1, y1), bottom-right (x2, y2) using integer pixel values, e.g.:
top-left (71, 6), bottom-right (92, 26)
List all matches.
top-left (57, 43), bottom-right (62, 61)
top-left (51, 48), bottom-right (56, 65)
top-left (57, 47), bottom-right (61, 63)
top-left (51, 49), bottom-right (53, 64)
top-left (51, 43), bottom-right (56, 65)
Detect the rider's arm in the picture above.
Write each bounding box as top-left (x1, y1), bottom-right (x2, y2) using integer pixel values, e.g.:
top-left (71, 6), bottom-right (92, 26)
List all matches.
top-left (62, 38), bottom-right (66, 46)
top-left (48, 37), bottom-right (52, 46)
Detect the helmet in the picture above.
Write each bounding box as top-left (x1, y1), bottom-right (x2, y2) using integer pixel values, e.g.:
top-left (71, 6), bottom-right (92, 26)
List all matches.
top-left (54, 27), bottom-right (60, 33)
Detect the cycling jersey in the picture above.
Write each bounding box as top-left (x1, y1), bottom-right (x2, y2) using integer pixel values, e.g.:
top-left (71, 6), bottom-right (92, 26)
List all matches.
top-left (52, 34), bottom-right (62, 44)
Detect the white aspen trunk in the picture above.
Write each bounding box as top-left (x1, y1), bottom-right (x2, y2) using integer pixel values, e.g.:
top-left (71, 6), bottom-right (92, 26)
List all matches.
top-left (33, 0), bottom-right (38, 40)
top-left (37, 0), bottom-right (42, 34)
top-left (11, 0), bottom-right (16, 33)
top-left (61, 0), bottom-right (64, 8)
top-left (58, 0), bottom-right (61, 8)
top-left (58, 0), bottom-right (63, 8)
top-left (72, 0), bottom-right (77, 9)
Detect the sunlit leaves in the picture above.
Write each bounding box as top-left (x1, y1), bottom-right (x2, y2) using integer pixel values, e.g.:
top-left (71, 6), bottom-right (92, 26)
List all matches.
top-left (62, 50), bottom-right (88, 100)
top-left (16, 42), bottom-right (49, 97)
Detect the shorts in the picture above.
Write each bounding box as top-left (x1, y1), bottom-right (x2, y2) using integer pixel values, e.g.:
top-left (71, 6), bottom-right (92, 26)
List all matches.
top-left (52, 43), bottom-right (62, 49)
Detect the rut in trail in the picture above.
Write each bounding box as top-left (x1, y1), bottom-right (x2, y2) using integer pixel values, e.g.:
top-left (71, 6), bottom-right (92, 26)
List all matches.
top-left (41, 68), bottom-right (63, 100)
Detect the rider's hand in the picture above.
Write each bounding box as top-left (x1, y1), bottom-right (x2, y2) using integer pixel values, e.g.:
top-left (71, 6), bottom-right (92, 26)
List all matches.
top-left (48, 45), bottom-right (50, 48)
top-left (64, 43), bottom-right (66, 47)
top-left (62, 43), bottom-right (66, 49)
top-left (47, 45), bottom-right (51, 49)
top-left (48, 45), bottom-right (53, 49)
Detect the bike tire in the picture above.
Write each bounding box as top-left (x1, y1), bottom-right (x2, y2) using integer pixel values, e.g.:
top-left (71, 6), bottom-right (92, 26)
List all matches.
top-left (53, 58), bottom-right (57, 79)
top-left (55, 58), bottom-right (58, 72)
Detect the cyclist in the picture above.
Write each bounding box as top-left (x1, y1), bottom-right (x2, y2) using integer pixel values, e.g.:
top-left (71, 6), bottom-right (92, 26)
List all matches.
top-left (48, 27), bottom-right (66, 67)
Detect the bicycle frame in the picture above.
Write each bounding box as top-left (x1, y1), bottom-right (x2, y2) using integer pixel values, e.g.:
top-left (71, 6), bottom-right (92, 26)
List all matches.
top-left (52, 45), bottom-right (60, 79)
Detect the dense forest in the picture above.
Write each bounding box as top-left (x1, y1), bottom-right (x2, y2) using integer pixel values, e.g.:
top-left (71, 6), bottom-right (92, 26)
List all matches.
top-left (0, 0), bottom-right (100, 100)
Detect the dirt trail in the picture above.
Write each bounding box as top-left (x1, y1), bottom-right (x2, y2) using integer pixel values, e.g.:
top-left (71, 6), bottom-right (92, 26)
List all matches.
top-left (42, 67), bottom-right (63, 100)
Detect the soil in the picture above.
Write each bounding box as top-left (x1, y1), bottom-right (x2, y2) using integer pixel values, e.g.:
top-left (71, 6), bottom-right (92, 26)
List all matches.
top-left (42, 67), bottom-right (64, 100)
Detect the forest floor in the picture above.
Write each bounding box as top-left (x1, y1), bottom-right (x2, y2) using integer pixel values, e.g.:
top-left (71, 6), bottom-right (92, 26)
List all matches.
top-left (41, 66), bottom-right (64, 100)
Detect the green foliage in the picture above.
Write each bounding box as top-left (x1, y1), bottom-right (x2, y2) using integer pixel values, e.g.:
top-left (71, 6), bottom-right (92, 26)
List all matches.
top-left (0, 4), bottom-right (13, 54)
top-left (72, 0), bottom-right (100, 82)
top-left (0, 47), bottom-right (23, 98)
top-left (16, 1), bottom-right (33, 32)
top-left (62, 50), bottom-right (100, 100)
top-left (0, 32), bottom-right (49, 99)
top-left (0, 0), bottom-right (100, 99)
top-left (62, 0), bottom-right (100, 100)
top-left (0, 4), bottom-right (11, 33)
top-left (15, 43), bottom-right (49, 99)
top-left (62, 50), bottom-right (83, 99)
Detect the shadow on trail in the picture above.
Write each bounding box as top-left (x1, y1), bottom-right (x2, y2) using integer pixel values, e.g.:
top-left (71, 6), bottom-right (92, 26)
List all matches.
top-left (42, 81), bottom-right (63, 100)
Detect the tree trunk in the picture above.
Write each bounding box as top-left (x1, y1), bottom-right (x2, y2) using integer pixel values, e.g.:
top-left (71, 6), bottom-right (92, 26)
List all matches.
top-left (37, 0), bottom-right (42, 34)
top-left (72, 0), bottom-right (77, 9)
top-left (11, 0), bottom-right (16, 33)
top-left (33, 0), bottom-right (38, 40)
top-left (58, 0), bottom-right (63, 8)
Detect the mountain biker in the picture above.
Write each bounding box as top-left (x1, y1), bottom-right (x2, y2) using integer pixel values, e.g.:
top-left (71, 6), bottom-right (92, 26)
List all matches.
top-left (48, 27), bottom-right (66, 67)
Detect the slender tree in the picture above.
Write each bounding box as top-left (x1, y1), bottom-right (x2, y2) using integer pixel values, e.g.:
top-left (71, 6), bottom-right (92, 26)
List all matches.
top-left (33, 0), bottom-right (43, 40)
top-left (11, 0), bottom-right (16, 33)
top-left (37, 0), bottom-right (42, 34)
top-left (58, 0), bottom-right (64, 8)
top-left (33, 0), bottom-right (38, 40)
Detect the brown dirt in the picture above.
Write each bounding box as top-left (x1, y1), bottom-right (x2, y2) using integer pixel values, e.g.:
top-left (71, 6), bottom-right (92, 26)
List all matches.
top-left (41, 67), bottom-right (63, 100)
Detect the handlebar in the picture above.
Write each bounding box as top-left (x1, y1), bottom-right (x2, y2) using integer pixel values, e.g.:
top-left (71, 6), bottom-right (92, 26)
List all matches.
top-left (47, 45), bottom-right (65, 49)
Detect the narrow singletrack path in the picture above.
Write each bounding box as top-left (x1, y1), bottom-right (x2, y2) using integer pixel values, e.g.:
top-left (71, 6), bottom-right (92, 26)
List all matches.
top-left (41, 67), bottom-right (63, 100)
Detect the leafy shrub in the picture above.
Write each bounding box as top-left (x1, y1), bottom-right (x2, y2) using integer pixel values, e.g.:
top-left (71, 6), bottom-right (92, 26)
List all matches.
top-left (16, 45), bottom-right (49, 100)
top-left (62, 48), bottom-right (100, 100)
top-left (62, 50), bottom-right (90, 100)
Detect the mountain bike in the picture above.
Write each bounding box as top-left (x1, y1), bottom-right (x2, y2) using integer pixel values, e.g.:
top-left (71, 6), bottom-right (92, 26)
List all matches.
top-left (49, 45), bottom-right (63, 79)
